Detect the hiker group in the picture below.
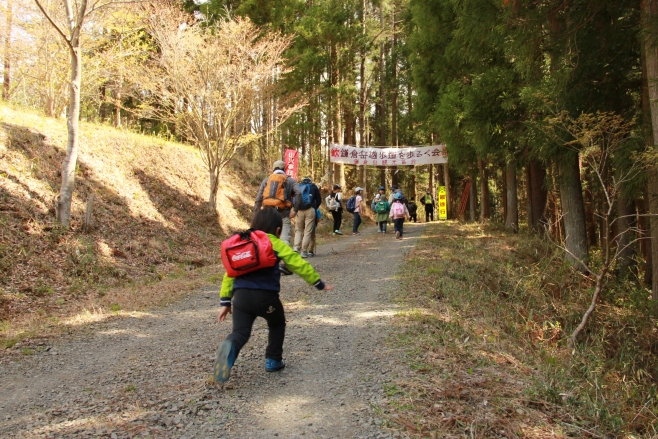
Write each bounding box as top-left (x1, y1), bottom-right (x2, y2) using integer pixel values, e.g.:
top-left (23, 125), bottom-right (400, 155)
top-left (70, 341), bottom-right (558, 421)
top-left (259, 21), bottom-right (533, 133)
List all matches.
top-left (212, 158), bottom-right (439, 384)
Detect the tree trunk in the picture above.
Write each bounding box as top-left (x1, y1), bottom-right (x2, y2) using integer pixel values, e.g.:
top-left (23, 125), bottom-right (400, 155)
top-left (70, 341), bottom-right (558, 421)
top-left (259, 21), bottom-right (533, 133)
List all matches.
top-left (3, 0), bottom-right (12, 101)
top-left (479, 159), bottom-right (490, 220)
top-left (410, 170), bottom-right (416, 200)
top-left (642, 0), bottom-right (658, 302)
top-left (57, 42), bottom-right (83, 227)
top-left (115, 74), bottom-right (122, 128)
top-left (526, 159), bottom-right (548, 230)
top-left (469, 172), bottom-right (477, 222)
top-left (558, 152), bottom-right (589, 270)
top-left (209, 169), bottom-right (219, 213)
top-left (638, 195), bottom-right (653, 286)
top-left (505, 160), bottom-right (518, 232)
top-left (359, 1), bottom-right (367, 196)
top-left (502, 167), bottom-right (508, 222)
top-left (617, 186), bottom-right (637, 280)
top-left (391, 8), bottom-right (398, 148)
top-left (584, 183), bottom-right (598, 247)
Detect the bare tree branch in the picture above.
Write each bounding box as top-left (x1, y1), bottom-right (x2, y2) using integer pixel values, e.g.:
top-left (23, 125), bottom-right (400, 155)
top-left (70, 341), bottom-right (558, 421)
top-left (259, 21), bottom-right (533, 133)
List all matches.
top-left (33, 0), bottom-right (73, 51)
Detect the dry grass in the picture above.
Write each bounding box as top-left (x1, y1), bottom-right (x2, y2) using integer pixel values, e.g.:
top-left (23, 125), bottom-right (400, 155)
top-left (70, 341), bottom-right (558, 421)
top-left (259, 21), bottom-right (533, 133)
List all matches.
top-left (0, 103), bottom-right (260, 349)
top-left (389, 221), bottom-right (658, 438)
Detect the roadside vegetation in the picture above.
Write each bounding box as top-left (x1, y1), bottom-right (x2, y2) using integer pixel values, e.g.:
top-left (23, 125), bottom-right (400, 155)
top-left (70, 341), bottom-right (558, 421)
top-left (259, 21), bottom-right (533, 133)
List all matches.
top-left (0, 104), bottom-right (258, 349)
top-left (390, 222), bottom-right (657, 438)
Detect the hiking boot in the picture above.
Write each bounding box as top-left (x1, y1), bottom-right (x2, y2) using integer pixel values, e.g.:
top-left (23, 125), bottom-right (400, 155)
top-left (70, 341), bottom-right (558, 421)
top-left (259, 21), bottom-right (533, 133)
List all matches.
top-left (280, 264), bottom-right (293, 276)
top-left (213, 340), bottom-right (237, 383)
top-left (300, 252), bottom-right (309, 258)
top-left (293, 246), bottom-right (299, 253)
top-left (334, 230), bottom-right (343, 235)
top-left (395, 231), bottom-right (400, 239)
top-left (265, 358), bottom-right (286, 372)
top-left (307, 251), bottom-right (314, 257)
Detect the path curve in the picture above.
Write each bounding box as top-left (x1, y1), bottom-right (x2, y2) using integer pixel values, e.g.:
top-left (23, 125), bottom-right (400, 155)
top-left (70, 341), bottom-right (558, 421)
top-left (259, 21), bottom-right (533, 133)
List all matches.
top-left (0, 221), bottom-right (425, 439)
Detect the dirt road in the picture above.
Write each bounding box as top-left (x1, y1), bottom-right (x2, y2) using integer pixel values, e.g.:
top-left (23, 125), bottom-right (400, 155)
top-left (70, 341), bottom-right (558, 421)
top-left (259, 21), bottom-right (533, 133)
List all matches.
top-left (0, 222), bottom-right (425, 439)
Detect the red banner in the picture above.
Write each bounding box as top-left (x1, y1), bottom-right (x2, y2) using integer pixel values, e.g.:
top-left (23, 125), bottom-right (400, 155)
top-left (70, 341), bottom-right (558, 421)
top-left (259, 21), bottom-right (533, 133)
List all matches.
top-left (284, 149), bottom-right (299, 180)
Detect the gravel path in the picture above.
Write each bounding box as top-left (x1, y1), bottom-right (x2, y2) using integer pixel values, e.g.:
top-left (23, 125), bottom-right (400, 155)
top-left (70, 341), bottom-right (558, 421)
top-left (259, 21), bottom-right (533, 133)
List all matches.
top-left (0, 221), bottom-right (425, 439)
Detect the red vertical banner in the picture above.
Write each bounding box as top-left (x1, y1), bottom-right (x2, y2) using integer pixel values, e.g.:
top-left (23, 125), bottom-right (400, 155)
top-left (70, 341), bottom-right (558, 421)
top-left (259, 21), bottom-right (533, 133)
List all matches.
top-left (284, 149), bottom-right (299, 180)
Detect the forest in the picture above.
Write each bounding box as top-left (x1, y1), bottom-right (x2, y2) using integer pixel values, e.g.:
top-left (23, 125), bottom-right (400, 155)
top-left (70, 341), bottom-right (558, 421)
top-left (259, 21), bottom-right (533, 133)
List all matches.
top-left (10, 2), bottom-right (654, 299)
top-left (2, 0), bottom-right (656, 326)
top-left (2, 0), bottom-right (658, 435)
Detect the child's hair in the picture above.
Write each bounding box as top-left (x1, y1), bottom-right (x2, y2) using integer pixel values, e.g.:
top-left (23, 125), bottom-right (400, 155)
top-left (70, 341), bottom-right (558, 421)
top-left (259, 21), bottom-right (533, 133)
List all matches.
top-left (250, 207), bottom-right (283, 235)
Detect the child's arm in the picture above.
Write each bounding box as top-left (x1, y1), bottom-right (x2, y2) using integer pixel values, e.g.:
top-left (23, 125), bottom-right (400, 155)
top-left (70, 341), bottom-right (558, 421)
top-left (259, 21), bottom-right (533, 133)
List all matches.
top-left (217, 273), bottom-right (234, 322)
top-left (270, 236), bottom-right (331, 290)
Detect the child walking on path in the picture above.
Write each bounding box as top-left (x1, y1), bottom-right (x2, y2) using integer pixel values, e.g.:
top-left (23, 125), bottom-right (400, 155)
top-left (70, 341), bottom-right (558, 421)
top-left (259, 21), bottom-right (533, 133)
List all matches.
top-left (214, 208), bottom-right (335, 383)
top-left (389, 192), bottom-right (410, 240)
top-left (373, 194), bottom-right (390, 233)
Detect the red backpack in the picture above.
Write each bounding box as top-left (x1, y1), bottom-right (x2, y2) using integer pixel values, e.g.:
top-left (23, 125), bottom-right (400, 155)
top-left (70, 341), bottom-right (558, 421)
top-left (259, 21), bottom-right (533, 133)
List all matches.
top-left (221, 230), bottom-right (278, 277)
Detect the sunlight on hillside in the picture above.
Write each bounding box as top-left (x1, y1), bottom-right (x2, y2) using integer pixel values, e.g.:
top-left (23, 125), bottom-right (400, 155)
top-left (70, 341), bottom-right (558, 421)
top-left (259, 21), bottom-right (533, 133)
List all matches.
top-left (0, 103), bottom-right (258, 343)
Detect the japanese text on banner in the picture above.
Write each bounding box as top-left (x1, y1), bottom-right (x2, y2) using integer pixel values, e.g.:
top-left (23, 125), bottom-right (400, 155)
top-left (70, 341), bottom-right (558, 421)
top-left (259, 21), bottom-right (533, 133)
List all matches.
top-left (329, 144), bottom-right (448, 166)
top-left (438, 186), bottom-right (447, 220)
top-left (284, 149), bottom-right (299, 180)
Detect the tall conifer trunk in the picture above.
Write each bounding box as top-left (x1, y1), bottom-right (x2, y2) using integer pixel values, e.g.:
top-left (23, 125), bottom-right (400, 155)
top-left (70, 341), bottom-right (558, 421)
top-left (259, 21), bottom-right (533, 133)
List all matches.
top-left (558, 152), bottom-right (589, 270)
top-left (378, 6), bottom-right (386, 187)
top-left (530, 161), bottom-right (548, 227)
top-left (478, 159), bottom-right (490, 220)
top-left (642, 0), bottom-right (658, 302)
top-left (505, 160), bottom-right (518, 231)
top-left (469, 173), bottom-right (477, 221)
top-left (617, 184), bottom-right (637, 280)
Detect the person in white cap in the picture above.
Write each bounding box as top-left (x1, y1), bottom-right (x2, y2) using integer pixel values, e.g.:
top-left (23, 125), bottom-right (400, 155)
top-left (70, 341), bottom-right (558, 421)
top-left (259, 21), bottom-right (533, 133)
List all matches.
top-left (352, 187), bottom-right (363, 235)
top-left (254, 160), bottom-right (300, 247)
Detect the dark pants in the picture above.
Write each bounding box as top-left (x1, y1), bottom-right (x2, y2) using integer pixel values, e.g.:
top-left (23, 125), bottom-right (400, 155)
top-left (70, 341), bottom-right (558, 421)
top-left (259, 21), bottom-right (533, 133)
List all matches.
top-left (409, 212), bottom-right (417, 222)
top-left (225, 288), bottom-right (286, 361)
top-left (394, 218), bottom-right (405, 236)
top-left (352, 212), bottom-right (362, 233)
top-left (331, 209), bottom-right (342, 231)
top-left (425, 205), bottom-right (434, 222)
top-left (378, 221), bottom-right (387, 233)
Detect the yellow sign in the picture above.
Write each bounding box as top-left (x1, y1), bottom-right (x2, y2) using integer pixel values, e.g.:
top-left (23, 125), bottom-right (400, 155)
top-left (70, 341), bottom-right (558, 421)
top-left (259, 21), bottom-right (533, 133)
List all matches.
top-left (438, 186), bottom-right (447, 220)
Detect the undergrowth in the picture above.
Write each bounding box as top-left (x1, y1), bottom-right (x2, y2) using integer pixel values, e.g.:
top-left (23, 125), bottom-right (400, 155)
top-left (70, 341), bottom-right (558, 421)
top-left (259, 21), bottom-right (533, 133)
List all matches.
top-left (390, 221), bottom-right (657, 438)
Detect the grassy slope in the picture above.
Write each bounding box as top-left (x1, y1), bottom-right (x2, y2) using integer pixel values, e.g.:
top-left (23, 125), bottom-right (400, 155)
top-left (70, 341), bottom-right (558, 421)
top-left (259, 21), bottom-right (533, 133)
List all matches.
top-left (0, 104), bottom-right (260, 346)
top-left (390, 222), bottom-right (657, 438)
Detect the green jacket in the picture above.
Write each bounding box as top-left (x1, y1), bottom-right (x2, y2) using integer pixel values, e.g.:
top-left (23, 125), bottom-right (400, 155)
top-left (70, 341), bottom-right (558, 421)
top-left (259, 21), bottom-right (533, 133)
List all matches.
top-left (219, 233), bottom-right (324, 306)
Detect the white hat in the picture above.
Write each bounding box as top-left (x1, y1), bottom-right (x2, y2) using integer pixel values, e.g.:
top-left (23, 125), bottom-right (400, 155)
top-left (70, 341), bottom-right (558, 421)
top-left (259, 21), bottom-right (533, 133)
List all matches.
top-left (375, 194), bottom-right (381, 200)
top-left (355, 187), bottom-right (363, 192)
